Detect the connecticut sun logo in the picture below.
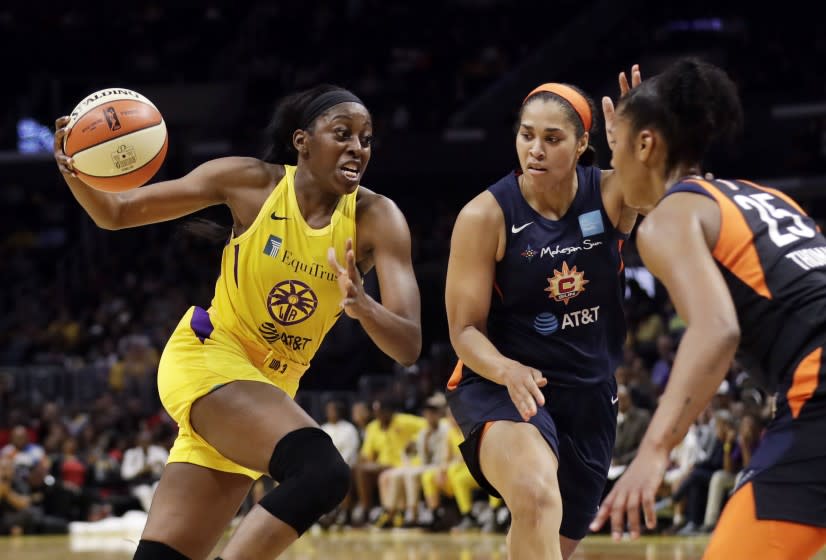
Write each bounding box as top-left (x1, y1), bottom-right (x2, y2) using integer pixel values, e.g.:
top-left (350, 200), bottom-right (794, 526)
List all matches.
top-left (267, 279), bottom-right (318, 325)
top-left (545, 262), bottom-right (589, 305)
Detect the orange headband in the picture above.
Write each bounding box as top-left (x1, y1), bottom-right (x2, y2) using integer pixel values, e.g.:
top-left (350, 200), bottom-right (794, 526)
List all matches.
top-left (523, 83), bottom-right (592, 132)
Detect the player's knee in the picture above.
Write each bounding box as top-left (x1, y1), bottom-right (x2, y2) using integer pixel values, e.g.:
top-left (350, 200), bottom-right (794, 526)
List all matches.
top-left (261, 427), bottom-right (350, 534)
top-left (303, 447), bottom-right (351, 509)
top-left (506, 475), bottom-right (562, 525)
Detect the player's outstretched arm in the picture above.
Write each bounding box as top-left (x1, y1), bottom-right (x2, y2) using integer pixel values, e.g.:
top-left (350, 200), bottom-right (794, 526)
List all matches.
top-left (54, 116), bottom-right (270, 230)
top-left (591, 193), bottom-right (740, 540)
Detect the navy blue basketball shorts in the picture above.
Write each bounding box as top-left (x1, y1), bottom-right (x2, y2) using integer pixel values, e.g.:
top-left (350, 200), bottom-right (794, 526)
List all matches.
top-left (447, 367), bottom-right (617, 540)
top-left (733, 341), bottom-right (826, 528)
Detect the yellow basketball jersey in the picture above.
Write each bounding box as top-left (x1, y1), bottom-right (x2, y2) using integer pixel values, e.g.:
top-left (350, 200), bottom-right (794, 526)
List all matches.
top-left (209, 164), bottom-right (357, 376)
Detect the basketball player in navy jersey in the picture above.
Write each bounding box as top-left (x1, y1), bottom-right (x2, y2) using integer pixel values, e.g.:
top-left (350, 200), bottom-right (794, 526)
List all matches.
top-left (590, 58), bottom-right (826, 559)
top-left (445, 67), bottom-right (641, 559)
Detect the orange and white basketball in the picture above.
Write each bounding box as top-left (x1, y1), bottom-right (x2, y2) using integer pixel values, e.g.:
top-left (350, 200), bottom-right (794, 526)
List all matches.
top-left (63, 88), bottom-right (168, 192)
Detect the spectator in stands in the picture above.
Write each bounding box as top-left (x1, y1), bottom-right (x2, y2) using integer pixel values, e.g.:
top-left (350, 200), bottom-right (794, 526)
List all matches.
top-left (108, 334), bottom-right (160, 414)
top-left (320, 399), bottom-right (360, 527)
top-left (420, 408), bottom-right (500, 532)
top-left (606, 385), bottom-right (651, 489)
top-left (120, 430), bottom-right (168, 512)
top-left (631, 298), bottom-right (665, 362)
top-left (701, 413), bottom-right (763, 532)
top-left (321, 400), bottom-right (360, 467)
top-left (351, 398), bottom-right (426, 526)
top-left (671, 411), bottom-right (736, 535)
top-left (650, 334), bottom-right (674, 394)
top-left (0, 455), bottom-right (66, 535)
top-left (1, 425), bottom-right (45, 474)
top-left (374, 392), bottom-right (449, 528)
top-left (24, 459), bottom-right (77, 529)
top-left (627, 355), bottom-right (658, 411)
top-left (0, 454), bottom-right (29, 535)
top-left (351, 400), bottom-right (372, 446)
top-left (34, 402), bottom-right (66, 444)
top-left (47, 436), bottom-right (111, 522)
top-left (659, 408), bottom-right (709, 533)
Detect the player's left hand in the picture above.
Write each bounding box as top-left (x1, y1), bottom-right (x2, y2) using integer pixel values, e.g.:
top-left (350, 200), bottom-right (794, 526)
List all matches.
top-left (328, 238), bottom-right (369, 319)
top-left (589, 442), bottom-right (668, 541)
top-left (603, 64), bottom-right (642, 152)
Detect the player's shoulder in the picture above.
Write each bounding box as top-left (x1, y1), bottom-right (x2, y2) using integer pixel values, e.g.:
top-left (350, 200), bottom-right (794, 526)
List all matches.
top-left (455, 190), bottom-right (503, 229)
top-left (356, 185), bottom-right (392, 209)
top-left (356, 186), bottom-right (404, 223)
top-left (196, 157), bottom-right (284, 188)
top-left (640, 191), bottom-right (719, 247)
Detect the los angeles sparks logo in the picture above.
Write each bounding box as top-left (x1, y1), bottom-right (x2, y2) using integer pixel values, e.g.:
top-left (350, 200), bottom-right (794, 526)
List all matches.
top-left (545, 262), bottom-right (589, 305)
top-left (267, 279), bottom-right (318, 325)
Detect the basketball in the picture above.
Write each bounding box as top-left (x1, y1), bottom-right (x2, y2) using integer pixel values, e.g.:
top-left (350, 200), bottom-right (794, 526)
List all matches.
top-left (63, 88), bottom-right (168, 192)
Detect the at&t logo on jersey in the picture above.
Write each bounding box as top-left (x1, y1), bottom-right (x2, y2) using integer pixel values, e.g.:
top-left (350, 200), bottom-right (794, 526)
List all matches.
top-left (258, 322), bottom-right (313, 351)
top-left (533, 312), bottom-right (559, 334)
top-left (532, 306), bottom-right (600, 336)
top-left (562, 306), bottom-right (599, 329)
top-left (545, 262), bottom-right (589, 305)
top-left (266, 279), bottom-right (318, 325)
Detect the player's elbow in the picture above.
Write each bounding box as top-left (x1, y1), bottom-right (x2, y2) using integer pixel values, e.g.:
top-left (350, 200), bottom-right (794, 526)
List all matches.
top-left (709, 315), bottom-right (740, 350)
top-left (93, 216), bottom-right (121, 230)
top-left (90, 202), bottom-right (125, 230)
top-left (398, 356), bottom-right (418, 368)
top-left (448, 323), bottom-right (480, 352)
top-left (398, 334), bottom-right (422, 368)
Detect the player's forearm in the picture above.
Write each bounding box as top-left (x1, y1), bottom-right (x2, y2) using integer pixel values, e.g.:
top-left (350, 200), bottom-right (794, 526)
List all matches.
top-left (357, 295), bottom-right (421, 366)
top-left (451, 326), bottom-right (514, 385)
top-left (63, 175), bottom-right (122, 229)
top-left (640, 324), bottom-right (739, 453)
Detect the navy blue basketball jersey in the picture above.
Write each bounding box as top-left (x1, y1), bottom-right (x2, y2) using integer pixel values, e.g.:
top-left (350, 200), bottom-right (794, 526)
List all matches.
top-left (480, 166), bottom-right (626, 386)
top-left (667, 178), bottom-right (826, 389)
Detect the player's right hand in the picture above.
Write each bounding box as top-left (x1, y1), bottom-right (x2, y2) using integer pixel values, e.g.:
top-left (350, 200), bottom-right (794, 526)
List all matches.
top-left (502, 361), bottom-right (547, 421)
top-left (53, 116), bottom-right (77, 178)
top-left (603, 64), bottom-right (642, 153)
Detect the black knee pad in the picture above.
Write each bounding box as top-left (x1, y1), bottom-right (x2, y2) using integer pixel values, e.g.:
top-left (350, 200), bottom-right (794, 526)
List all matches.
top-left (260, 427), bottom-right (350, 534)
top-left (134, 539), bottom-right (190, 560)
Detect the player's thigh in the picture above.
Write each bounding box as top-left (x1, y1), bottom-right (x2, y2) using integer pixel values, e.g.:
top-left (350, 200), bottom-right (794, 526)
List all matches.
top-left (190, 380), bottom-right (318, 474)
top-left (141, 462), bottom-right (253, 559)
top-left (479, 420), bottom-right (560, 502)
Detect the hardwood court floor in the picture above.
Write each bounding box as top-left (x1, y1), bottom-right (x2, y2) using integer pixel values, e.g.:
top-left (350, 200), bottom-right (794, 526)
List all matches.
top-left (2, 530), bottom-right (825, 560)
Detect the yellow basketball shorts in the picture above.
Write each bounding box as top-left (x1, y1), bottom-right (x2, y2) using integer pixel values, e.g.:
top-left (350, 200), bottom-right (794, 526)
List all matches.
top-left (158, 306), bottom-right (303, 479)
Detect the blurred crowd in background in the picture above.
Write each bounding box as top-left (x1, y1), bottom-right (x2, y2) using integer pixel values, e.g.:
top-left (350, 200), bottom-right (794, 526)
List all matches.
top-left (0, 224), bottom-right (777, 536)
top-left (2, 0), bottom-right (826, 540)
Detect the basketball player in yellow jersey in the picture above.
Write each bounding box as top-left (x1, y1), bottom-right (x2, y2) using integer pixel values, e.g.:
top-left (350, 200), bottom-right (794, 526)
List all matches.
top-left (53, 85), bottom-right (421, 560)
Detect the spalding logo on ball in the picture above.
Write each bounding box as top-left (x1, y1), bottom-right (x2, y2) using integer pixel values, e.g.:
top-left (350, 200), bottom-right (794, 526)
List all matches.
top-left (63, 88), bottom-right (168, 192)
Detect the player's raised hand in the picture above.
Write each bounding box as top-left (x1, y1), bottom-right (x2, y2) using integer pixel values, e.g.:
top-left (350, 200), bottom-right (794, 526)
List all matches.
top-left (501, 361), bottom-right (548, 421)
top-left (327, 238), bottom-right (368, 319)
top-left (603, 64), bottom-right (642, 152)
